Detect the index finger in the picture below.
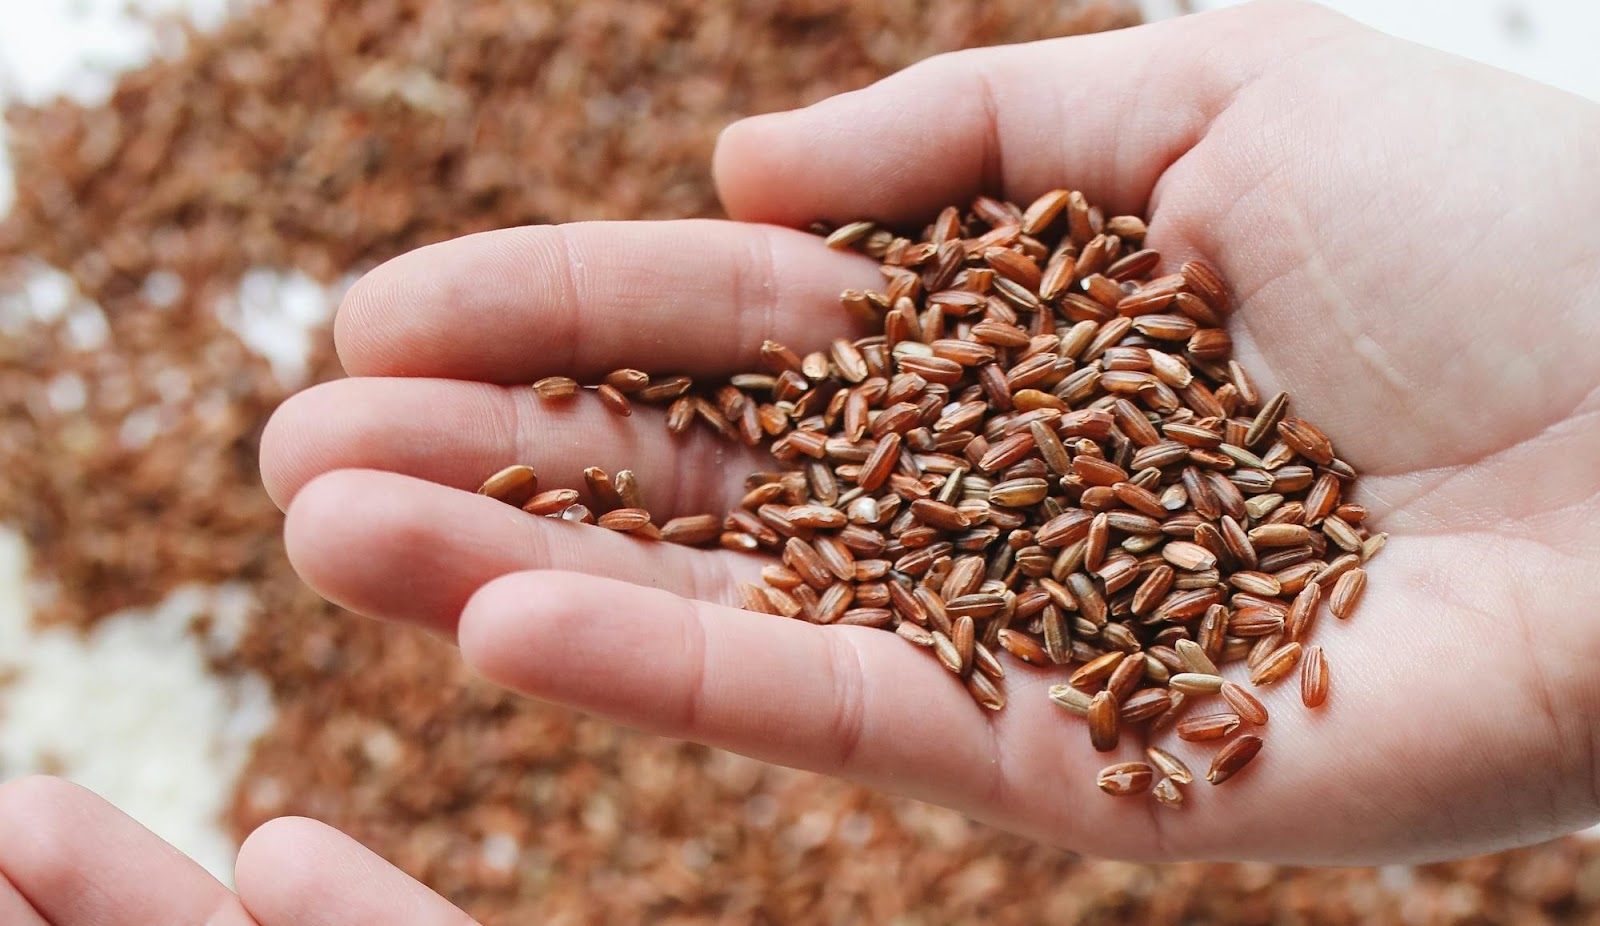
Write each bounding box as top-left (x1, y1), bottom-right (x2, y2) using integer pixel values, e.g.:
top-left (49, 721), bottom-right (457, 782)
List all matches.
top-left (712, 2), bottom-right (1353, 227)
top-left (335, 219), bottom-right (880, 383)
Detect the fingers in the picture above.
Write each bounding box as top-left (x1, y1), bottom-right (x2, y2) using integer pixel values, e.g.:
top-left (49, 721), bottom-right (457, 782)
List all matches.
top-left (236, 818), bottom-right (477, 926)
top-left (0, 777), bottom-right (476, 926)
top-left (284, 469), bottom-right (757, 635)
top-left (457, 571), bottom-right (1011, 800)
top-left (259, 376), bottom-right (762, 511)
top-left (0, 776), bottom-right (259, 926)
top-left (713, 1), bottom-right (1353, 227)
top-left (0, 875), bottom-right (47, 926)
top-left (454, 569), bottom-right (1168, 853)
top-left (334, 219), bottom-right (880, 383)
top-left (448, 547), bottom-right (1600, 865)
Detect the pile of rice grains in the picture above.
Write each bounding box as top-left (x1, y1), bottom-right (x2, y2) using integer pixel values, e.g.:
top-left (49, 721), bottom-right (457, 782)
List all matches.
top-left (482, 193), bottom-right (1380, 805)
top-left (5, 0), bottom-right (1600, 922)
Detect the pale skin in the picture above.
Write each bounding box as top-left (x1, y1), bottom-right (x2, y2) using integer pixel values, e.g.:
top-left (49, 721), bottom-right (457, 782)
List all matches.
top-left (8, 2), bottom-right (1600, 919)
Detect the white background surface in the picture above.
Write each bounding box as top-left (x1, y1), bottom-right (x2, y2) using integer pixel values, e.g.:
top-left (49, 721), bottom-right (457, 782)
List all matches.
top-left (1175, 0), bottom-right (1600, 103)
top-left (1, 0), bottom-right (1598, 881)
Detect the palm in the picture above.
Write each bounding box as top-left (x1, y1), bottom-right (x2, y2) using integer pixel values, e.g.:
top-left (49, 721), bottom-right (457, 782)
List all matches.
top-left (1128, 18), bottom-right (1600, 861)
top-left (262, 2), bottom-right (1600, 864)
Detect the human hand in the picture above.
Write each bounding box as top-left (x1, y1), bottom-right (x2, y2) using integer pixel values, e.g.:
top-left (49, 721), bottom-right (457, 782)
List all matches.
top-left (260, 0), bottom-right (1600, 864)
top-left (0, 776), bottom-right (476, 925)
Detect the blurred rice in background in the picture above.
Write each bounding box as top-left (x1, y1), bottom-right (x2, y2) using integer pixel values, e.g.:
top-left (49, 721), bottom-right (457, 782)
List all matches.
top-left (4, 1), bottom-right (1600, 923)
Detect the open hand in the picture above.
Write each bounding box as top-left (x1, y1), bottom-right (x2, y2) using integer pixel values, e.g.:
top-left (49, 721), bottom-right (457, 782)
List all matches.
top-left (261, 0), bottom-right (1600, 864)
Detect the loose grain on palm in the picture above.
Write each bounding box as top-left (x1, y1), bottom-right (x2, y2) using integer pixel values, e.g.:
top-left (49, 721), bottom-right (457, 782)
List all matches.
top-left (479, 188), bottom-right (1386, 805)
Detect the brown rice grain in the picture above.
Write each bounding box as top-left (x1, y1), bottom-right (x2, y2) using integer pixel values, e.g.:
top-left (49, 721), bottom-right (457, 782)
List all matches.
top-left (1301, 645), bottom-right (1329, 708)
top-left (1207, 735), bottom-right (1264, 785)
top-left (1330, 567), bottom-right (1368, 619)
top-left (477, 464), bottom-right (539, 506)
top-left (1097, 761), bottom-right (1154, 796)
